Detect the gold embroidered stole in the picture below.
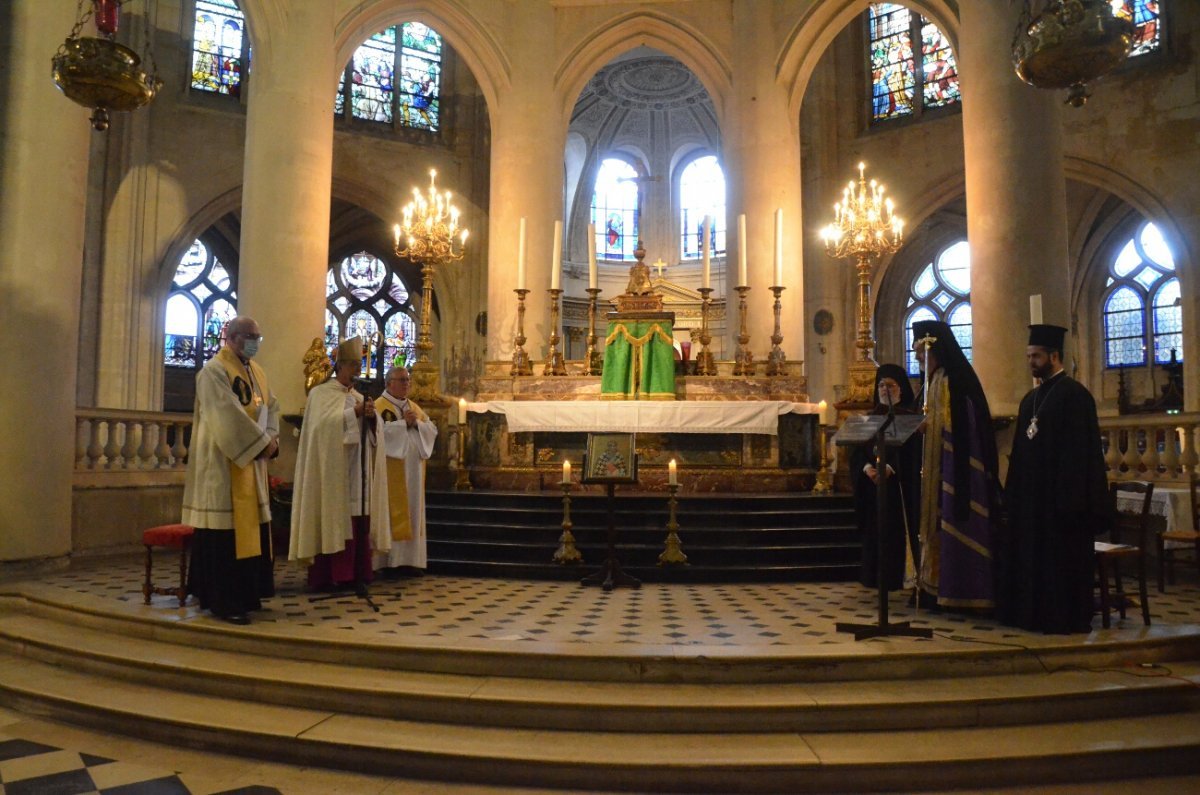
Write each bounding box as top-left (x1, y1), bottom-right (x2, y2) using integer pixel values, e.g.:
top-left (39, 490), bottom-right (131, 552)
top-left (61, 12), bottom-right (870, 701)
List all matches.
top-left (216, 347), bottom-right (270, 559)
top-left (374, 394), bottom-right (421, 541)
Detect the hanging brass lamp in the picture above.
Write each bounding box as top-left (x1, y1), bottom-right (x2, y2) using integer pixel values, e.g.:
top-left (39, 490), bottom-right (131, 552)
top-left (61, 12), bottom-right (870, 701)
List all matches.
top-left (51, 0), bottom-right (162, 131)
top-left (1012, 0), bottom-right (1135, 107)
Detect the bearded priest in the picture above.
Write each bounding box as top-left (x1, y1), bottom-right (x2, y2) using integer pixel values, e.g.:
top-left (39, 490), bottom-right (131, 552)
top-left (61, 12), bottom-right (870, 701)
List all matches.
top-left (370, 366), bottom-right (437, 575)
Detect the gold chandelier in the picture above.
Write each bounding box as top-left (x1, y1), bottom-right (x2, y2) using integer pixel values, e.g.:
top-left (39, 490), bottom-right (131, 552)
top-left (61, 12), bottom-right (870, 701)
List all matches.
top-left (51, 0), bottom-right (162, 131)
top-left (1013, 0), bottom-right (1135, 108)
top-left (820, 162), bottom-right (904, 405)
top-left (393, 169), bottom-right (468, 400)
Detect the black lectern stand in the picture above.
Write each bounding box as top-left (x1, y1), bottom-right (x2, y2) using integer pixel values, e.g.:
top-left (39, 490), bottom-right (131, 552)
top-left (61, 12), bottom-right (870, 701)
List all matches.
top-left (832, 412), bottom-right (931, 641)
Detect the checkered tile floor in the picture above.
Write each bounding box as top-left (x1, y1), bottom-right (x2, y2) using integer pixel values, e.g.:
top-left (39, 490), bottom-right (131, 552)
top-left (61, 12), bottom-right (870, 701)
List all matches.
top-left (40, 554), bottom-right (1200, 647)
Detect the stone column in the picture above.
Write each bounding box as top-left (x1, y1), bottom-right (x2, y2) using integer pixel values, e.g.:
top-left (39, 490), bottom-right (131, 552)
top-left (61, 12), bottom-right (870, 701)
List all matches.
top-left (237, 0), bottom-right (336, 416)
top-left (0, 0), bottom-right (92, 561)
top-left (723, 2), bottom-right (805, 374)
top-left (959, 2), bottom-right (1070, 415)
top-left (486, 3), bottom-right (565, 364)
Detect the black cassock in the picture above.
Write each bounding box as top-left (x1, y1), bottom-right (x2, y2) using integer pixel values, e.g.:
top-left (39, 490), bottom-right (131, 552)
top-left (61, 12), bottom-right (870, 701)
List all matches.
top-left (849, 411), bottom-right (922, 591)
top-left (998, 372), bottom-right (1109, 634)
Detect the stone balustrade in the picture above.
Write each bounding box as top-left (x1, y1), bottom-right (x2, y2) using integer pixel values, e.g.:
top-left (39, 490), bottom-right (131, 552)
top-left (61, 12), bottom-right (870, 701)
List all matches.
top-left (1099, 412), bottom-right (1199, 483)
top-left (75, 408), bottom-right (192, 473)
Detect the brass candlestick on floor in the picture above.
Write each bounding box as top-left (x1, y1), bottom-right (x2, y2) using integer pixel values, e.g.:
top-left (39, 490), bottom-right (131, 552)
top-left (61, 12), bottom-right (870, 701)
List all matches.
top-left (766, 285), bottom-right (786, 376)
top-left (732, 285), bottom-right (755, 376)
top-left (545, 287), bottom-right (567, 376)
top-left (694, 286), bottom-right (717, 376)
top-left (553, 480), bottom-right (582, 564)
top-left (584, 286), bottom-right (603, 375)
top-left (511, 288), bottom-right (532, 376)
top-left (812, 424), bottom-right (833, 495)
top-left (657, 483), bottom-right (688, 566)
top-left (455, 422), bottom-right (472, 491)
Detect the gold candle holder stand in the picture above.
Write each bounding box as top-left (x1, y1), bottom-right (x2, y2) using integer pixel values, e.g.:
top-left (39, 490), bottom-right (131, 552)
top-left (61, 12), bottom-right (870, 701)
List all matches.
top-left (553, 480), bottom-right (583, 564)
top-left (511, 288), bottom-right (533, 376)
top-left (766, 285), bottom-right (787, 376)
top-left (657, 483), bottom-right (688, 566)
top-left (584, 287), bottom-right (603, 376)
top-left (812, 424), bottom-right (833, 495)
top-left (545, 287), bottom-right (567, 376)
top-left (694, 287), bottom-right (717, 376)
top-left (732, 285), bottom-right (755, 376)
top-left (455, 420), bottom-right (472, 490)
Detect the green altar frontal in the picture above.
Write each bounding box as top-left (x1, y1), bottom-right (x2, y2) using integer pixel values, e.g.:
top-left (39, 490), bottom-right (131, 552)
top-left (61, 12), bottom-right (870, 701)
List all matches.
top-left (600, 311), bottom-right (676, 399)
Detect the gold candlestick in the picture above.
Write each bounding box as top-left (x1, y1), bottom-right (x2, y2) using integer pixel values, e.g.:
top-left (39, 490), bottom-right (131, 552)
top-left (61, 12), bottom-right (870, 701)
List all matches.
top-left (694, 286), bottom-right (717, 376)
top-left (657, 483), bottom-right (688, 566)
top-left (544, 287), bottom-right (567, 376)
top-left (584, 286), bottom-right (603, 376)
top-left (766, 285), bottom-right (786, 376)
top-left (511, 288), bottom-right (533, 376)
top-left (455, 421), bottom-right (472, 490)
top-left (732, 285), bottom-right (755, 376)
top-left (812, 423), bottom-right (833, 495)
top-left (553, 480), bottom-right (583, 564)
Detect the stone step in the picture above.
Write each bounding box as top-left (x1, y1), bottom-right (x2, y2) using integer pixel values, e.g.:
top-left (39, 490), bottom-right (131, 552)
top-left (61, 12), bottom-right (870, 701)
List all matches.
top-left (2, 648), bottom-right (1200, 793)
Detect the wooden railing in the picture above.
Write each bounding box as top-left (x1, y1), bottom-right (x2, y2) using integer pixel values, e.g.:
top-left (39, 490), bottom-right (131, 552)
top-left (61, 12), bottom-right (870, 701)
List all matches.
top-left (1099, 412), bottom-right (1199, 483)
top-left (75, 408), bottom-right (192, 472)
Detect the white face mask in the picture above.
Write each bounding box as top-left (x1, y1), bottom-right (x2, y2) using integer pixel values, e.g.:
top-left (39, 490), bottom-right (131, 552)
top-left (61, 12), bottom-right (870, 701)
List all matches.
top-left (241, 338), bottom-right (260, 358)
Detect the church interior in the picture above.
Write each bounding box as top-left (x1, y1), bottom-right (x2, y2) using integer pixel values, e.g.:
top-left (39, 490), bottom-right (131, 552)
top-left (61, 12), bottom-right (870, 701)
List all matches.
top-left (2, 0), bottom-right (1200, 792)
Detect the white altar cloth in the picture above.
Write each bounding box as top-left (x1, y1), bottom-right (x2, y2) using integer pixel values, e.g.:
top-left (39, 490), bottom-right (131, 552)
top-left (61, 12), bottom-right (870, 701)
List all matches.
top-left (467, 400), bottom-right (818, 435)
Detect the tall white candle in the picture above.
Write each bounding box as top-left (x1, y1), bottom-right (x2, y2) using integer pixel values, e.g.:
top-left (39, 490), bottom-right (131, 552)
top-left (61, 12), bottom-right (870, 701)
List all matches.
top-left (587, 223), bottom-right (598, 290)
top-left (668, 458), bottom-right (678, 486)
top-left (737, 213), bottom-right (747, 288)
top-left (551, 220), bottom-right (562, 291)
top-left (458, 397), bottom-right (467, 424)
top-left (701, 215), bottom-right (711, 289)
top-left (774, 208), bottom-right (784, 287)
top-left (517, 217), bottom-right (527, 290)
top-left (562, 459), bottom-right (571, 484)
top-left (1029, 294), bottom-right (1043, 325)
top-left (817, 400), bottom-right (828, 426)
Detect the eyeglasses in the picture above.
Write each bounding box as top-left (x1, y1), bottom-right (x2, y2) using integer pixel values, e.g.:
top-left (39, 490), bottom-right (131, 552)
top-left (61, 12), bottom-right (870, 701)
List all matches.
top-left (238, 333), bottom-right (263, 342)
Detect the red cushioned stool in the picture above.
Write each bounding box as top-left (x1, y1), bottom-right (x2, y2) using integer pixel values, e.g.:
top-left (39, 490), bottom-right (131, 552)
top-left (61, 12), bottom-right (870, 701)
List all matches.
top-left (142, 523), bottom-right (194, 607)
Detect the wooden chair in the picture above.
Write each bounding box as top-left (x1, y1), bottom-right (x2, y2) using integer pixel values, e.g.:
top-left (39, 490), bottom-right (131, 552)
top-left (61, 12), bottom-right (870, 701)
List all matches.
top-left (142, 523), bottom-right (194, 607)
top-left (1158, 472), bottom-right (1200, 590)
top-left (1095, 482), bottom-right (1153, 628)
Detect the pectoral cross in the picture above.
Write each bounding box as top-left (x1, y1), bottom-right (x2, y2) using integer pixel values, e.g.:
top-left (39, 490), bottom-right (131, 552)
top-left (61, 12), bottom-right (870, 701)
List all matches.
top-left (652, 258), bottom-right (667, 279)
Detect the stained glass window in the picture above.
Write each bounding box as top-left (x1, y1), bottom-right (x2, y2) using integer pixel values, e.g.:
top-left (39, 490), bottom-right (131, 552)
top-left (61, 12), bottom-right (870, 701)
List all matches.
top-left (326, 252), bottom-right (418, 380)
top-left (868, 4), bottom-right (959, 122)
top-left (335, 23), bottom-right (442, 132)
top-left (679, 155), bottom-right (726, 260)
top-left (1103, 219), bottom-right (1180, 367)
top-left (901, 240), bottom-right (971, 376)
top-left (1114, 1), bottom-right (1163, 58)
top-left (191, 0), bottom-right (248, 96)
top-left (591, 158), bottom-right (641, 261)
top-left (164, 239), bottom-right (237, 369)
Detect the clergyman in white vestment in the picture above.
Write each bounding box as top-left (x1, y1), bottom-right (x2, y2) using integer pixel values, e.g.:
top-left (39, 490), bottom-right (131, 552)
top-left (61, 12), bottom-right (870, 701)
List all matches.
top-left (371, 366), bottom-right (437, 572)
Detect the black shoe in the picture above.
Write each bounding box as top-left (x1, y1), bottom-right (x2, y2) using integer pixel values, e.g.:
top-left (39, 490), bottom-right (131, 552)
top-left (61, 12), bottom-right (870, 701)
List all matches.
top-left (354, 582), bottom-right (370, 599)
top-left (221, 614), bottom-right (250, 625)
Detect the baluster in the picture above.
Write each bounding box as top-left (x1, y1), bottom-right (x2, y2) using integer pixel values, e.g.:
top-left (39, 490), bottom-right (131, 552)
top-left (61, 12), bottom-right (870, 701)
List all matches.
top-left (156, 422), bottom-right (173, 468)
top-left (139, 421), bottom-right (157, 468)
top-left (121, 420), bottom-right (140, 470)
top-left (1160, 425), bottom-right (1181, 478)
top-left (1142, 426), bottom-right (1161, 479)
top-left (1180, 423), bottom-right (1199, 478)
top-left (1120, 428), bottom-right (1142, 475)
top-left (172, 422), bottom-right (189, 467)
top-left (103, 421), bottom-right (121, 469)
top-left (86, 418), bottom-right (104, 469)
top-left (1103, 428), bottom-right (1123, 478)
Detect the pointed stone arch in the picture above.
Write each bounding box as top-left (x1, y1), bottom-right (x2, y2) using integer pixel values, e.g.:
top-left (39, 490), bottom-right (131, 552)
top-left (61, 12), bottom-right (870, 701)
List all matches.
top-left (555, 11), bottom-right (732, 127)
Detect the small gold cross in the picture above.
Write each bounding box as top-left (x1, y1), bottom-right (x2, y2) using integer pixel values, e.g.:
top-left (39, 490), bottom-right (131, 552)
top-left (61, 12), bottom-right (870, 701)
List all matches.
top-left (652, 258), bottom-right (667, 279)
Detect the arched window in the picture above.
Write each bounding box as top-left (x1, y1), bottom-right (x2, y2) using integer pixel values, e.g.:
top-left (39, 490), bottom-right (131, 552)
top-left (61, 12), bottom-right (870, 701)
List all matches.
top-left (164, 239), bottom-right (237, 369)
top-left (678, 155), bottom-right (726, 260)
top-left (1102, 220), bottom-right (1180, 367)
top-left (867, 3), bottom-right (960, 123)
top-left (334, 23), bottom-right (443, 132)
top-left (325, 252), bottom-right (418, 379)
top-left (902, 240), bottom-right (971, 375)
top-left (591, 158), bottom-right (641, 261)
top-left (1118, 0), bottom-right (1163, 58)
top-left (190, 0), bottom-right (248, 96)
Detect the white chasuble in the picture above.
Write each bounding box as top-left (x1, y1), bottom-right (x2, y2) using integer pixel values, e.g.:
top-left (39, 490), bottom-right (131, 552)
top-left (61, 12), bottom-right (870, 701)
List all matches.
top-left (370, 393), bottom-right (437, 569)
top-left (289, 380), bottom-right (390, 564)
top-left (181, 347), bottom-right (279, 559)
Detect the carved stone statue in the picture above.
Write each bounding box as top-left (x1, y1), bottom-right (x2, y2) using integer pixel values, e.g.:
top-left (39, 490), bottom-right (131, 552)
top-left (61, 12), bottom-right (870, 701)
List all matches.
top-left (302, 337), bottom-right (333, 394)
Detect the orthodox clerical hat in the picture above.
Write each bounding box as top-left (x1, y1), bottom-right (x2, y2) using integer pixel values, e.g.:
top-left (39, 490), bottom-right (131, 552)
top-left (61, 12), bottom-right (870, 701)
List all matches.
top-left (911, 320), bottom-right (948, 346)
top-left (336, 336), bottom-right (364, 364)
top-left (1027, 324), bottom-right (1067, 350)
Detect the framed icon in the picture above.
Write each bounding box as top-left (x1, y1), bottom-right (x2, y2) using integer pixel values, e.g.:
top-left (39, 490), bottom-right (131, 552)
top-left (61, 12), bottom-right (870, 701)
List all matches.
top-left (582, 432), bottom-right (639, 484)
